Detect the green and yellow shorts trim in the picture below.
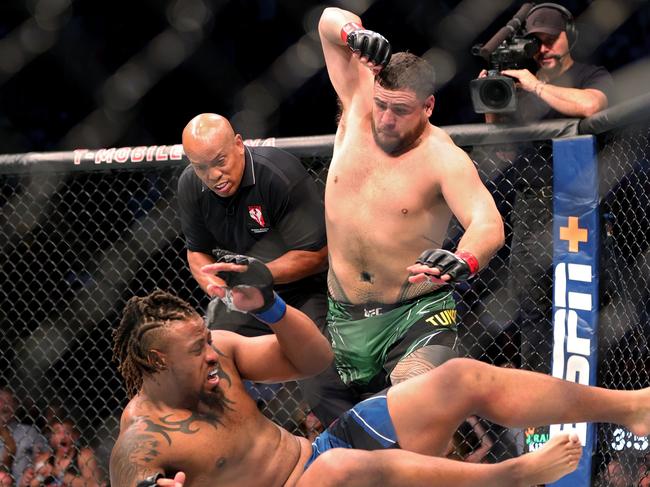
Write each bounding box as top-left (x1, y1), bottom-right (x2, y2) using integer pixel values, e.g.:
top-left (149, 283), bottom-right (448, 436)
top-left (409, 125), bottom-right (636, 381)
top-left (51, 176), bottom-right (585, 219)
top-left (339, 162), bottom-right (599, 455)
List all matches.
top-left (327, 289), bottom-right (458, 386)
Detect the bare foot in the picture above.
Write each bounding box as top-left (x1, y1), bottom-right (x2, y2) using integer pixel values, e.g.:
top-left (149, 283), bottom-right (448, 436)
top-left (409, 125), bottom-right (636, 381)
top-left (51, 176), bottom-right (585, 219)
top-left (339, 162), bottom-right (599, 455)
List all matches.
top-left (515, 433), bottom-right (582, 487)
top-left (627, 388), bottom-right (650, 437)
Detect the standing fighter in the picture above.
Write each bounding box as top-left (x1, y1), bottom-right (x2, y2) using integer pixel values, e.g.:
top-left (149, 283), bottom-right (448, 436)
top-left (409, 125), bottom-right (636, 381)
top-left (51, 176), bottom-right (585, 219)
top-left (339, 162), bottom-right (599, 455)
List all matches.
top-left (318, 8), bottom-right (504, 399)
top-left (109, 254), bottom-right (650, 487)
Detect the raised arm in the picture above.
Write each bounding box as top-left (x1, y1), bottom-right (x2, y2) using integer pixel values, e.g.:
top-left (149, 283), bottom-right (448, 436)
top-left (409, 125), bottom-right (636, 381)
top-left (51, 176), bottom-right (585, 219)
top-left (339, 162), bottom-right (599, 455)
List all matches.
top-left (318, 7), bottom-right (390, 110)
top-left (215, 302), bottom-right (333, 383)
top-left (203, 253), bottom-right (333, 382)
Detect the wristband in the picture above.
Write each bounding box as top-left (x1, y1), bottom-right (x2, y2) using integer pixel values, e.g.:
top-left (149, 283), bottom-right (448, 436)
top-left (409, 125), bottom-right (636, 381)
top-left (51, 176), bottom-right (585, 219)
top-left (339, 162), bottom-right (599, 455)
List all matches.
top-left (534, 80), bottom-right (546, 96)
top-left (253, 292), bottom-right (287, 325)
top-left (340, 22), bottom-right (363, 43)
top-left (455, 250), bottom-right (480, 277)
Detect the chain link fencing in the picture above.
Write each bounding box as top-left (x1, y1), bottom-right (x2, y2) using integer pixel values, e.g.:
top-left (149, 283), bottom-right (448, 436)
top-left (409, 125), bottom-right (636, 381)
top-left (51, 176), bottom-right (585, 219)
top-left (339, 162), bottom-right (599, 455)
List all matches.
top-left (0, 118), bottom-right (648, 485)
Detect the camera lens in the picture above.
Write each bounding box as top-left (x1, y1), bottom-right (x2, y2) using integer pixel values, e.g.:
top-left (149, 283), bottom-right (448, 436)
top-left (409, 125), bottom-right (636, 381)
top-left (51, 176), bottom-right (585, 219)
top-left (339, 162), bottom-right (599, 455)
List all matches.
top-left (480, 79), bottom-right (512, 109)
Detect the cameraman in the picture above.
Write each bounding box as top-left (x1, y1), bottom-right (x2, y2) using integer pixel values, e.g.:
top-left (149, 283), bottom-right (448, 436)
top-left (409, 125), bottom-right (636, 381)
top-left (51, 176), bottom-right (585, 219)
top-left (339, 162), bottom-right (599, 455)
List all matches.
top-left (482, 4), bottom-right (613, 373)
top-left (482, 4), bottom-right (613, 123)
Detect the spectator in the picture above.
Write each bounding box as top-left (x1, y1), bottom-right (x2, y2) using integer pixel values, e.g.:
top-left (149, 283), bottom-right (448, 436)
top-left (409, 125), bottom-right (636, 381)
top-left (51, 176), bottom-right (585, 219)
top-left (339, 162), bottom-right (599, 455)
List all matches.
top-left (16, 467), bottom-right (34, 487)
top-left (45, 419), bottom-right (78, 484)
top-left (598, 457), bottom-right (634, 487)
top-left (75, 447), bottom-right (106, 487)
top-left (31, 453), bottom-right (56, 486)
top-left (0, 389), bottom-right (48, 485)
top-left (638, 454), bottom-right (650, 487)
top-left (445, 416), bottom-right (494, 463)
top-left (0, 470), bottom-right (13, 487)
top-left (0, 424), bottom-right (16, 472)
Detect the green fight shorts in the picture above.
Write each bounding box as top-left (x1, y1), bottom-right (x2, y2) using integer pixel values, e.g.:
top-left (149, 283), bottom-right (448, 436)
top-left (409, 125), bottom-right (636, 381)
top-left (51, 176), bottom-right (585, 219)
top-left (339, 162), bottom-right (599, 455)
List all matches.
top-left (327, 289), bottom-right (458, 386)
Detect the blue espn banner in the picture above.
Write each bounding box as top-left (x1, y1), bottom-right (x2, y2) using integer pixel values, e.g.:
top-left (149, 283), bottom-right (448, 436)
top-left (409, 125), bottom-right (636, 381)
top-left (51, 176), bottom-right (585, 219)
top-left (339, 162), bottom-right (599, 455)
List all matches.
top-left (549, 135), bottom-right (600, 487)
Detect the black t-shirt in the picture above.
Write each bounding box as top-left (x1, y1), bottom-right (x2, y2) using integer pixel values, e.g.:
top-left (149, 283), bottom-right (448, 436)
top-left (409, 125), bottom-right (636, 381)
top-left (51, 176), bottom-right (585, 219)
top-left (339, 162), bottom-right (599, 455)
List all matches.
top-left (515, 61), bottom-right (614, 123)
top-left (508, 62), bottom-right (614, 188)
top-left (177, 145), bottom-right (327, 296)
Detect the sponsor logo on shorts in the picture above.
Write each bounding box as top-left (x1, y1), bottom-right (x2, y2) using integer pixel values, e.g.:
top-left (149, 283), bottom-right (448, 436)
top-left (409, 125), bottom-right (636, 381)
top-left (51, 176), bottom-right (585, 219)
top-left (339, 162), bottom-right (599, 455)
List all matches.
top-left (425, 309), bottom-right (456, 327)
top-left (364, 307), bottom-right (382, 317)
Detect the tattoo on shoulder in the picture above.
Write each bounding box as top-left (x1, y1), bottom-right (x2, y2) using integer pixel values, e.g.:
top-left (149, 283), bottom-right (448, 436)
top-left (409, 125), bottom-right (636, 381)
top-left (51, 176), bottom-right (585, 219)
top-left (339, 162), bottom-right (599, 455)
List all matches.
top-left (112, 409), bottom-right (228, 485)
top-left (111, 432), bottom-right (164, 486)
top-left (143, 412), bottom-right (219, 446)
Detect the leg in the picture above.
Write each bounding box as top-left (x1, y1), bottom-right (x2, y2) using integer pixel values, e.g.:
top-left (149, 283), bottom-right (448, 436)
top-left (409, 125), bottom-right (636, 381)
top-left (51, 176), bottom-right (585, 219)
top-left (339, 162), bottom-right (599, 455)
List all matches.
top-left (385, 293), bottom-right (458, 385)
top-left (298, 361), bottom-right (359, 427)
top-left (296, 436), bottom-right (582, 487)
top-left (387, 357), bottom-right (650, 455)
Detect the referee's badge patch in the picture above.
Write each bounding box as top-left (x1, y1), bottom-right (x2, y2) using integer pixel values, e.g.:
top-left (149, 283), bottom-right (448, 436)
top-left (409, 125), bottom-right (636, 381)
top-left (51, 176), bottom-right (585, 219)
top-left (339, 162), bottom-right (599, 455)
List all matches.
top-left (248, 205), bottom-right (269, 234)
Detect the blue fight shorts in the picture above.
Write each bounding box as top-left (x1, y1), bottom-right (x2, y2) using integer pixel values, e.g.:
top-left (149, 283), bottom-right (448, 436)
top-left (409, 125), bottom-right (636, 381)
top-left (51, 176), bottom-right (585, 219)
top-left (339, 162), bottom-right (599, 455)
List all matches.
top-left (304, 394), bottom-right (399, 469)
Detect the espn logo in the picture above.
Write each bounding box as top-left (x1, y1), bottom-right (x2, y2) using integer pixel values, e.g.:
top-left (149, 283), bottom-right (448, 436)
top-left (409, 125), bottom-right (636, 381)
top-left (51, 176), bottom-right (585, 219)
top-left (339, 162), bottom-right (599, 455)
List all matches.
top-left (550, 262), bottom-right (594, 445)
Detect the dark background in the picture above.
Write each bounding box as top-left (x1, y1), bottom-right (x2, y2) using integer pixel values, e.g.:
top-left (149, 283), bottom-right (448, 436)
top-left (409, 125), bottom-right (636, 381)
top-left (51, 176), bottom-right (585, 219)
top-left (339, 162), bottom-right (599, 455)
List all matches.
top-left (0, 0), bottom-right (649, 154)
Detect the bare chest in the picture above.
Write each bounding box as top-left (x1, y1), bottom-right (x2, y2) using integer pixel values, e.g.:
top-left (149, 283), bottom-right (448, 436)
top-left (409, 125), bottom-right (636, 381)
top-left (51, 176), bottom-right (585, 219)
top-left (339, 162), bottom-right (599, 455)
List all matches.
top-left (326, 137), bottom-right (448, 237)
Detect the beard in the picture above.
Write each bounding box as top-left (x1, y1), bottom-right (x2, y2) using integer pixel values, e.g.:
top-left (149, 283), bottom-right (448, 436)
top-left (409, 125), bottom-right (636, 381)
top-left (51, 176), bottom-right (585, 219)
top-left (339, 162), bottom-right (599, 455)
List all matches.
top-left (371, 117), bottom-right (428, 156)
top-left (198, 385), bottom-right (231, 417)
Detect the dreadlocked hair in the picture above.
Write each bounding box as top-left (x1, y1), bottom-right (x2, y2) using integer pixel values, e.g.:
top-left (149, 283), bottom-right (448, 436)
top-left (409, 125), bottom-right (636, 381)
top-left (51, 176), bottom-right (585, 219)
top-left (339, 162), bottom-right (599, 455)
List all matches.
top-left (112, 290), bottom-right (198, 398)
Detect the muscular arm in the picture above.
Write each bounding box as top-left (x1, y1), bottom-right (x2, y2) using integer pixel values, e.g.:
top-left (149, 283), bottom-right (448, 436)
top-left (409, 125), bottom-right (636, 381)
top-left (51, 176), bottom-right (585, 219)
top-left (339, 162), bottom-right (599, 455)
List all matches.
top-left (501, 68), bottom-right (608, 117)
top-left (440, 147), bottom-right (505, 269)
top-left (0, 426), bottom-right (15, 470)
top-left (224, 304), bottom-right (333, 383)
top-left (318, 7), bottom-right (374, 110)
top-left (110, 430), bottom-right (166, 487)
top-left (266, 246), bottom-right (328, 284)
top-left (533, 84), bottom-right (607, 117)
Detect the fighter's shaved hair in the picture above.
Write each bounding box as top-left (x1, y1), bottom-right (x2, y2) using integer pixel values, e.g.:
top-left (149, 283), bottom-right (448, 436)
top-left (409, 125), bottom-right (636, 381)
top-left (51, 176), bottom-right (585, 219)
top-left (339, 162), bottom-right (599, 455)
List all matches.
top-left (376, 52), bottom-right (436, 100)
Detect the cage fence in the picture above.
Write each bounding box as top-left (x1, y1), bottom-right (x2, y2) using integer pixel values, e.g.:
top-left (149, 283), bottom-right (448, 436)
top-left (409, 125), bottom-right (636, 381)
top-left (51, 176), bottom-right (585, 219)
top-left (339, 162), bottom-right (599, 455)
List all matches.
top-left (0, 120), bottom-right (649, 485)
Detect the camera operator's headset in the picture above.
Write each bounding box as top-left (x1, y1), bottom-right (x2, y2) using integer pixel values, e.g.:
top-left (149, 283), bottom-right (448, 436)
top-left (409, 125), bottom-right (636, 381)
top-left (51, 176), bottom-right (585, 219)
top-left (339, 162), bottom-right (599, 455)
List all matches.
top-left (526, 3), bottom-right (578, 50)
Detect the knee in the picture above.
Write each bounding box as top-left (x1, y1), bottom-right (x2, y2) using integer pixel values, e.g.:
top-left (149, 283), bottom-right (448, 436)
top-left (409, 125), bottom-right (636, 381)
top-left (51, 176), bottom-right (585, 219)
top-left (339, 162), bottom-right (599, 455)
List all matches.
top-left (428, 357), bottom-right (487, 395)
top-left (432, 357), bottom-right (473, 380)
top-left (307, 448), bottom-right (370, 486)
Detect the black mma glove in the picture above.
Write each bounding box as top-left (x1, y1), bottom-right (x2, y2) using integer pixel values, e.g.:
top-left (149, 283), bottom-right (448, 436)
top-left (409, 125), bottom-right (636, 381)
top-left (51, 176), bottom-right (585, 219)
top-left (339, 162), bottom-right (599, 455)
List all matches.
top-left (415, 249), bottom-right (479, 283)
top-left (341, 22), bottom-right (392, 70)
top-left (208, 249), bottom-right (286, 324)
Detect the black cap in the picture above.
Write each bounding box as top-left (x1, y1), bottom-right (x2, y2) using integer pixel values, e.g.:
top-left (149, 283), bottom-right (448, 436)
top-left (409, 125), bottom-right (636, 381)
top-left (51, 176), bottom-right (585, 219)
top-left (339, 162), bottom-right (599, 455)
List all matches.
top-left (525, 7), bottom-right (567, 36)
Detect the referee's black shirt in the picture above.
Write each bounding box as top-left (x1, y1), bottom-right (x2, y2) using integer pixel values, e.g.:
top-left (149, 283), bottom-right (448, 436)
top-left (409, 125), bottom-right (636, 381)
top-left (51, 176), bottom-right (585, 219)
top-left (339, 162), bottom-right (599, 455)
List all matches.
top-left (178, 145), bottom-right (327, 296)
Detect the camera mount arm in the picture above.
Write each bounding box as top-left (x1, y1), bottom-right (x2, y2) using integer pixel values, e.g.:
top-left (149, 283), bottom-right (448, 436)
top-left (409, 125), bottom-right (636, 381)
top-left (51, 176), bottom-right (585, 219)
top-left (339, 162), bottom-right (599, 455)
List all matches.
top-left (473, 3), bottom-right (535, 61)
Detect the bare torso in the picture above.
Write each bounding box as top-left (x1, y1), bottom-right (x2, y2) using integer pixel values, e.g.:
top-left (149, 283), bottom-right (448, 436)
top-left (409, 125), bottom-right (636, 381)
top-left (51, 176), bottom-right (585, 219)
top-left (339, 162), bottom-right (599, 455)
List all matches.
top-left (111, 350), bottom-right (312, 487)
top-left (325, 112), bottom-right (454, 304)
